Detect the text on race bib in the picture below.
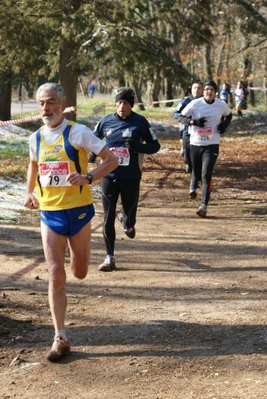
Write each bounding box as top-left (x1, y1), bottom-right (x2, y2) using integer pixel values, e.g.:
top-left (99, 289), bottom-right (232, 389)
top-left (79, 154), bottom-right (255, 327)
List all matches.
top-left (110, 147), bottom-right (130, 166)
top-left (39, 161), bottom-right (71, 187)
top-left (197, 127), bottom-right (213, 141)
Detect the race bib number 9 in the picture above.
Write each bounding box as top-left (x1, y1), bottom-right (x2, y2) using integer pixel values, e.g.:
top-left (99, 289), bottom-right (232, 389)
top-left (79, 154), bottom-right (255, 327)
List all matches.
top-left (197, 127), bottom-right (213, 141)
top-left (110, 147), bottom-right (130, 166)
top-left (39, 161), bottom-right (71, 187)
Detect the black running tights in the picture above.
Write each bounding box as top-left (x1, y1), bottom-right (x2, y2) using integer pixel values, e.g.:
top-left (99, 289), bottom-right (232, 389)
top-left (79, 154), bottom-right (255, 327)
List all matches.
top-left (101, 177), bottom-right (140, 255)
top-left (190, 144), bottom-right (219, 205)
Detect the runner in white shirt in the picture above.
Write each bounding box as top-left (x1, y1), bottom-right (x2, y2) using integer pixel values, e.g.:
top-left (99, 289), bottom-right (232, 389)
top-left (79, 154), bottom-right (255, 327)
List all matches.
top-left (180, 81), bottom-right (232, 217)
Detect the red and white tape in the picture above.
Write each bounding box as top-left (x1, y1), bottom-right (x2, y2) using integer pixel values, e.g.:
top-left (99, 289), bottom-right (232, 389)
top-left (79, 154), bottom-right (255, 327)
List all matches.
top-left (0, 114), bottom-right (41, 126)
top-left (0, 106), bottom-right (76, 127)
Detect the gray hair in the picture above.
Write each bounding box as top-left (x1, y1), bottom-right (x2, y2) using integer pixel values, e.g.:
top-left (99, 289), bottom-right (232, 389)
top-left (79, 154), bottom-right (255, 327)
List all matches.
top-left (36, 82), bottom-right (67, 102)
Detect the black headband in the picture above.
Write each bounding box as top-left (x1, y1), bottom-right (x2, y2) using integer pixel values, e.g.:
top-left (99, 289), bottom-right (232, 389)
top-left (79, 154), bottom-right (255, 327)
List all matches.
top-left (115, 91), bottom-right (134, 107)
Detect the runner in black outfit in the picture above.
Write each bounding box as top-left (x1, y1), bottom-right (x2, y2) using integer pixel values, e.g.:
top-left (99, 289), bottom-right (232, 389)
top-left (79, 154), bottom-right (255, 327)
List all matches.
top-left (90, 87), bottom-right (160, 271)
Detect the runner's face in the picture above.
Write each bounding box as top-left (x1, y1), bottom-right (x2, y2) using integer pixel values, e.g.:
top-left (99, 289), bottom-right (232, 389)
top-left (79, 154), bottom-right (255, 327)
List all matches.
top-left (116, 100), bottom-right (132, 118)
top-left (191, 83), bottom-right (203, 98)
top-left (203, 85), bottom-right (216, 102)
top-left (38, 89), bottom-right (66, 128)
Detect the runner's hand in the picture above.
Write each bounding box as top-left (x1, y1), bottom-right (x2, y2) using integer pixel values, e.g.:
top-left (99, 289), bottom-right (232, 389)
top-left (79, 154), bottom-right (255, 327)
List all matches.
top-left (193, 117), bottom-right (207, 127)
top-left (218, 123), bottom-right (226, 134)
top-left (24, 193), bottom-right (39, 209)
top-left (125, 138), bottom-right (140, 152)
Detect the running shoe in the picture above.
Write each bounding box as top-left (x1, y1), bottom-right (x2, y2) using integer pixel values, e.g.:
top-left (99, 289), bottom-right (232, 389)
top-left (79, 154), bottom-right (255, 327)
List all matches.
top-left (196, 203), bottom-right (207, 218)
top-left (98, 255), bottom-right (116, 271)
top-left (45, 334), bottom-right (70, 362)
top-left (185, 164), bottom-right (191, 173)
top-left (189, 190), bottom-right (197, 199)
top-left (117, 213), bottom-right (136, 239)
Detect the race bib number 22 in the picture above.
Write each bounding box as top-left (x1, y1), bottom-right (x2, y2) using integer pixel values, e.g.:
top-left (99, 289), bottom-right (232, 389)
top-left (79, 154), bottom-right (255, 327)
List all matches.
top-left (198, 127), bottom-right (212, 141)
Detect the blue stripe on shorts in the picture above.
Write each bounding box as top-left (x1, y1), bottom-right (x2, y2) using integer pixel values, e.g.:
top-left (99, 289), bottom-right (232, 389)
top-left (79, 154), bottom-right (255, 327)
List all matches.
top-left (40, 204), bottom-right (95, 236)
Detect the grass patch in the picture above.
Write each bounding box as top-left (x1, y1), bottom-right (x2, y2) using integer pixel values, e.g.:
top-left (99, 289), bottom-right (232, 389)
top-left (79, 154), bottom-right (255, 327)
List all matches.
top-left (77, 99), bottom-right (175, 122)
top-left (240, 207), bottom-right (250, 214)
top-left (180, 202), bottom-right (191, 207)
top-left (0, 139), bottom-right (29, 179)
top-left (0, 139), bottom-right (28, 157)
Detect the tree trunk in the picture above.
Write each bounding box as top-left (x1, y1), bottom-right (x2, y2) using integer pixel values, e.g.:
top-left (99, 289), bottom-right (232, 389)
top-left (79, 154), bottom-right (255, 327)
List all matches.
top-left (165, 79), bottom-right (173, 107)
top-left (263, 77), bottom-right (267, 104)
top-left (243, 54), bottom-right (254, 107)
top-left (248, 82), bottom-right (255, 107)
top-left (204, 43), bottom-right (213, 81)
top-left (59, 33), bottom-right (78, 122)
top-left (152, 73), bottom-right (161, 108)
top-left (131, 79), bottom-right (145, 111)
top-left (215, 41), bottom-right (226, 90)
top-left (0, 73), bottom-right (12, 121)
top-left (59, 0), bottom-right (81, 122)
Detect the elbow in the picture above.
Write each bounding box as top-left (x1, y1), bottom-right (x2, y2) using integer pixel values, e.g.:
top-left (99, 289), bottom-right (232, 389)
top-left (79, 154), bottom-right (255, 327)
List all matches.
top-left (103, 156), bottom-right (118, 176)
top-left (113, 158), bottom-right (119, 169)
top-left (110, 154), bottom-right (119, 170)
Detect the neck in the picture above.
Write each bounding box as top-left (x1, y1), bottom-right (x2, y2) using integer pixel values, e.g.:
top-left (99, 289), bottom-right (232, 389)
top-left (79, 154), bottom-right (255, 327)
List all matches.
top-left (204, 99), bottom-right (215, 104)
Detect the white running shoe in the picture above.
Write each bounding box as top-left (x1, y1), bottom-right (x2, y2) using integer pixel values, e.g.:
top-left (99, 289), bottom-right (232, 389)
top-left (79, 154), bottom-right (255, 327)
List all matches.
top-left (98, 255), bottom-right (116, 271)
top-left (45, 334), bottom-right (70, 362)
top-left (196, 203), bottom-right (207, 218)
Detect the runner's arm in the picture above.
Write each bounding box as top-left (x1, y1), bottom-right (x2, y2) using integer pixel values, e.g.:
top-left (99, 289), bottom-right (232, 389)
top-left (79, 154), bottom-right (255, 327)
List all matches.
top-left (67, 145), bottom-right (118, 186)
top-left (24, 160), bottom-right (39, 209)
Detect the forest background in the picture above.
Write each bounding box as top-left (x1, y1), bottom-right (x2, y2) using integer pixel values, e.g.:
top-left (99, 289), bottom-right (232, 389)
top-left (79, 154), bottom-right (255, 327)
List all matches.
top-left (1, 2), bottom-right (267, 397)
top-left (1, 0), bottom-right (267, 120)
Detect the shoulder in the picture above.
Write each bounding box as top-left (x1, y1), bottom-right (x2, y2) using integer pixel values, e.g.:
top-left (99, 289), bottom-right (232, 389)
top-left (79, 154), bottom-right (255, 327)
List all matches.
top-left (99, 113), bottom-right (115, 123)
top-left (215, 99), bottom-right (231, 112)
top-left (215, 98), bottom-right (227, 106)
top-left (181, 96), bottom-right (192, 105)
top-left (30, 130), bottom-right (38, 142)
top-left (131, 111), bottom-right (149, 123)
top-left (191, 97), bottom-right (203, 105)
top-left (131, 110), bottom-right (143, 118)
top-left (95, 113), bottom-right (115, 128)
top-left (72, 122), bottom-right (92, 133)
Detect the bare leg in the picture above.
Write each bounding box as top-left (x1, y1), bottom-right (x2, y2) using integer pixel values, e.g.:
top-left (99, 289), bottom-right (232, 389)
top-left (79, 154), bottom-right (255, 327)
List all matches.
top-left (41, 222), bottom-right (67, 331)
top-left (41, 221), bottom-right (91, 332)
top-left (68, 221), bottom-right (92, 279)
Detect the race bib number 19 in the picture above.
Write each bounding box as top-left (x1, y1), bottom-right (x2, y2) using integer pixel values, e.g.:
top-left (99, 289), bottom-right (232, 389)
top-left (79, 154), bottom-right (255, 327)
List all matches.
top-left (39, 161), bottom-right (71, 187)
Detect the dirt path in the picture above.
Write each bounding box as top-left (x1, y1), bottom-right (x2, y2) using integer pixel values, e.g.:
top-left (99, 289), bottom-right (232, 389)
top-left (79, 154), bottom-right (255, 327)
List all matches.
top-left (1, 118), bottom-right (267, 398)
